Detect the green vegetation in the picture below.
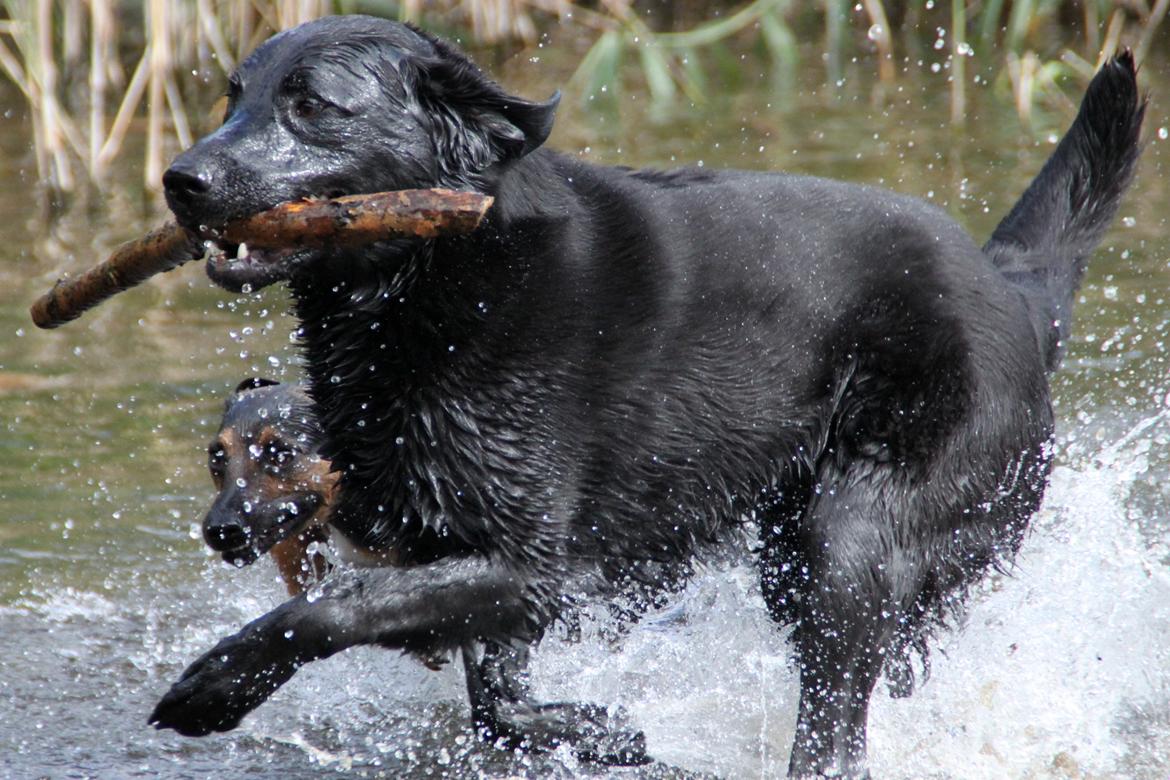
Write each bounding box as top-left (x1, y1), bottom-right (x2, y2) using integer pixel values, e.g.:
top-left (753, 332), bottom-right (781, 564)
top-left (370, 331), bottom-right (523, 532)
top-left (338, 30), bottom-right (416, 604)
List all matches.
top-left (0, 0), bottom-right (1165, 196)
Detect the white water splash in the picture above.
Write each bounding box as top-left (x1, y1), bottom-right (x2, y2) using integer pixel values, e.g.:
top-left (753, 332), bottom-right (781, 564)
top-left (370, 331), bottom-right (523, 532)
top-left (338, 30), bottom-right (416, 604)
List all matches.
top-left (527, 411), bottom-right (1170, 778)
top-left (9, 414), bottom-right (1167, 779)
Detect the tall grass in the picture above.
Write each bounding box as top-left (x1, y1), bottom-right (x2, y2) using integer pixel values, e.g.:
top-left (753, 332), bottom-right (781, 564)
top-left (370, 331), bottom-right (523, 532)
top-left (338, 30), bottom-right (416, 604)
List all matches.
top-left (0, 0), bottom-right (348, 196)
top-left (0, 1), bottom-right (1165, 197)
top-left (571, 0), bottom-right (1164, 124)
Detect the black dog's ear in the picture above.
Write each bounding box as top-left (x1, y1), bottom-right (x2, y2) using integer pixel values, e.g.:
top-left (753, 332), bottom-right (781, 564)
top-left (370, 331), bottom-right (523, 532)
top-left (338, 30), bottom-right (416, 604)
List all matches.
top-left (414, 38), bottom-right (559, 165)
top-left (495, 90), bottom-right (561, 158)
top-left (233, 377), bottom-right (280, 394)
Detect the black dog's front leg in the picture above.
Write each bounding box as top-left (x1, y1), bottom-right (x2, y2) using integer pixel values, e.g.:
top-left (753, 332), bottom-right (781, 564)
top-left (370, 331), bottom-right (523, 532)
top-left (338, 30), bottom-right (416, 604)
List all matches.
top-left (461, 641), bottom-right (650, 765)
top-left (150, 556), bottom-right (538, 737)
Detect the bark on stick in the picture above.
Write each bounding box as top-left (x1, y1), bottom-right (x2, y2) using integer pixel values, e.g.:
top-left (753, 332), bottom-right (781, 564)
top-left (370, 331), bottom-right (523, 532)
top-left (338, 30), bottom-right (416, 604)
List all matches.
top-left (30, 189), bottom-right (494, 329)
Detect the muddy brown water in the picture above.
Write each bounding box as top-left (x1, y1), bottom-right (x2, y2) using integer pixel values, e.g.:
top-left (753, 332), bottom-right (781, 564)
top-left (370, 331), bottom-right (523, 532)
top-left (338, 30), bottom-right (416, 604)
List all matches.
top-left (1, 41), bottom-right (1169, 779)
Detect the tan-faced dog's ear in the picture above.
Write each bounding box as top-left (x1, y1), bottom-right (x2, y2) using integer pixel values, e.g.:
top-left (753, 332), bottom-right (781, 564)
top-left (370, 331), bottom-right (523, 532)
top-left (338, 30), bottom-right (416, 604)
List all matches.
top-left (224, 377), bottom-right (282, 414)
top-left (234, 377), bottom-right (280, 394)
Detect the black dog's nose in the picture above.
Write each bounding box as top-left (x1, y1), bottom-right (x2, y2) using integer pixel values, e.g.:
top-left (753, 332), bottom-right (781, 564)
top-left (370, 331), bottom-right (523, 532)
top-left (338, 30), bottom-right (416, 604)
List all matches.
top-left (203, 515), bottom-right (248, 551)
top-left (163, 163), bottom-right (212, 209)
top-left (163, 165), bottom-right (211, 197)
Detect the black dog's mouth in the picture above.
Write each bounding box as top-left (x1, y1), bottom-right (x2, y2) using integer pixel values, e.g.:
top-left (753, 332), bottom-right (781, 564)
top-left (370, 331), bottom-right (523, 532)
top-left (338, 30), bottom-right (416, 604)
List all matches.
top-left (193, 190), bottom-right (354, 292)
top-left (204, 239), bottom-right (316, 293)
top-left (217, 495), bottom-right (323, 567)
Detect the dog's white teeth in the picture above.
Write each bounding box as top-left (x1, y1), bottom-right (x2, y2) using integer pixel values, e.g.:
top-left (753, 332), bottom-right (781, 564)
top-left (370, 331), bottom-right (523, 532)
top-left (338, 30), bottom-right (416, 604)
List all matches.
top-left (237, 242), bottom-right (250, 260)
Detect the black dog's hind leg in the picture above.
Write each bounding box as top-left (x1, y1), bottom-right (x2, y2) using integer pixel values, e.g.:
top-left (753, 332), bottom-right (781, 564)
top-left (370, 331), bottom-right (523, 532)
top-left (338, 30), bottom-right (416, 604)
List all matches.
top-left (763, 471), bottom-right (928, 780)
top-left (150, 556), bottom-right (544, 737)
top-left (461, 640), bottom-right (650, 765)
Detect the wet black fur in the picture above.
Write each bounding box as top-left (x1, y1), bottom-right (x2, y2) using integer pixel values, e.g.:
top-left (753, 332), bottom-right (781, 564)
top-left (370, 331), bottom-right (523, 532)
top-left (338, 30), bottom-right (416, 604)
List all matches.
top-left (153, 16), bottom-right (1144, 777)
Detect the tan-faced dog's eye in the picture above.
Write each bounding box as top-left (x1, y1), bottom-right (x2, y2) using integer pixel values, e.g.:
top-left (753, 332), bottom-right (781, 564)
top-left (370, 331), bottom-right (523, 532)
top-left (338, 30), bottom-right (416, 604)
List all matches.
top-left (208, 443), bottom-right (228, 480)
top-left (264, 444), bottom-right (296, 473)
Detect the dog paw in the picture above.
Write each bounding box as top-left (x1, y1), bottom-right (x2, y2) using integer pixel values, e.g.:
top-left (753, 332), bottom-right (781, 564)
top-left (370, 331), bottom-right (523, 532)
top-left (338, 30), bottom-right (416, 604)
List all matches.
top-left (148, 625), bottom-right (297, 736)
top-left (483, 700), bottom-right (651, 766)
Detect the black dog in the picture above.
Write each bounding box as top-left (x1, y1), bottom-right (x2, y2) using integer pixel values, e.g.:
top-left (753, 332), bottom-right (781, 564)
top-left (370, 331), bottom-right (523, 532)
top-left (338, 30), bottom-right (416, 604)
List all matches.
top-left (151, 16), bottom-right (1144, 777)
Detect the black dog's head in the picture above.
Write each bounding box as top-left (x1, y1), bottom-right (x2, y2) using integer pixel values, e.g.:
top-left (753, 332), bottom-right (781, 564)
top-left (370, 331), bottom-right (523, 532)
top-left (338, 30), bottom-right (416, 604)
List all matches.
top-left (163, 15), bottom-right (559, 292)
top-left (203, 378), bottom-right (336, 567)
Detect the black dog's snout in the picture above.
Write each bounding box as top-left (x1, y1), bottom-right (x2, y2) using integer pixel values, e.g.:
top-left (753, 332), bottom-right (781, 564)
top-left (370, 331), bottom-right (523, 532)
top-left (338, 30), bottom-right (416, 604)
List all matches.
top-left (203, 515), bottom-right (248, 551)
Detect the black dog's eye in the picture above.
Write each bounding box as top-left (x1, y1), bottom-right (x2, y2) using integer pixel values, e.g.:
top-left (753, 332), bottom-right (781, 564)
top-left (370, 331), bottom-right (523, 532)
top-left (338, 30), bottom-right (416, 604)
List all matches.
top-left (223, 77), bottom-right (243, 122)
top-left (208, 444), bottom-right (228, 479)
top-left (294, 97), bottom-right (324, 120)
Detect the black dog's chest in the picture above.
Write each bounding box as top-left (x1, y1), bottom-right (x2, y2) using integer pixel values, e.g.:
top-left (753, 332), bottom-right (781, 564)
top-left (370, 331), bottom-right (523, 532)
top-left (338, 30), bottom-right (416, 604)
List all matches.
top-left (320, 363), bottom-right (566, 562)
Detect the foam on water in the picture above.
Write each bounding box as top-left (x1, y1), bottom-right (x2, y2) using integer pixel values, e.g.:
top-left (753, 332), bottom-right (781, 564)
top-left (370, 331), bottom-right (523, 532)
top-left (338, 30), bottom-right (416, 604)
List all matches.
top-left (866, 411), bottom-right (1170, 779)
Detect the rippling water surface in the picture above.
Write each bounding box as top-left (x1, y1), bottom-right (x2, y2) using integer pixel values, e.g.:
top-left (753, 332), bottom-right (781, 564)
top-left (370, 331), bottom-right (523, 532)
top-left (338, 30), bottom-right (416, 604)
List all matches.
top-left (1, 40), bottom-right (1168, 779)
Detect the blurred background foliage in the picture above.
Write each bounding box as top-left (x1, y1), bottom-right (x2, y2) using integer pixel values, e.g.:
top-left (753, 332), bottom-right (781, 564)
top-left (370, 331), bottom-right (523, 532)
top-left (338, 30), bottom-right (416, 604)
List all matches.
top-left (0, 0), bottom-right (1166, 199)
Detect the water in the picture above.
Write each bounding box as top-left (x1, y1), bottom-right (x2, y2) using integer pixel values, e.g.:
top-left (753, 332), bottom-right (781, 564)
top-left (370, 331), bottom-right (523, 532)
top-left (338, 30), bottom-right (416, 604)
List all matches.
top-left (1, 41), bottom-right (1169, 779)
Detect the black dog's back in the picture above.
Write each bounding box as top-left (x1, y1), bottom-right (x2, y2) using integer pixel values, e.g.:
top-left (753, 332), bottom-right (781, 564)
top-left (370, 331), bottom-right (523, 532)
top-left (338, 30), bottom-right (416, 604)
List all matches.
top-left (478, 148), bottom-right (1044, 575)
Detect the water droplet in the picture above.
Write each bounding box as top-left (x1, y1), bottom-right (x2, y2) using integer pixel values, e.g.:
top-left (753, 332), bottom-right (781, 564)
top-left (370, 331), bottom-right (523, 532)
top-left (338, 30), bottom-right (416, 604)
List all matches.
top-left (1158, 127), bottom-right (1168, 140)
top-left (395, 436), bottom-right (405, 446)
top-left (867, 24), bottom-right (883, 41)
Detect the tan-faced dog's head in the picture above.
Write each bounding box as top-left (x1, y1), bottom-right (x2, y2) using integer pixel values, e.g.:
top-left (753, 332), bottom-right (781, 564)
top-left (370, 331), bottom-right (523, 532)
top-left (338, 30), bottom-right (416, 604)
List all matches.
top-left (204, 378), bottom-right (337, 592)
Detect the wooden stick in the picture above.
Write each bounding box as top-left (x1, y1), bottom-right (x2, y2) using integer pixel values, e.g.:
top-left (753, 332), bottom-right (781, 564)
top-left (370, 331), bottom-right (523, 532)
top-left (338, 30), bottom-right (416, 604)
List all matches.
top-left (30, 188), bottom-right (494, 330)
top-left (30, 221), bottom-right (203, 329)
top-left (219, 188), bottom-right (493, 248)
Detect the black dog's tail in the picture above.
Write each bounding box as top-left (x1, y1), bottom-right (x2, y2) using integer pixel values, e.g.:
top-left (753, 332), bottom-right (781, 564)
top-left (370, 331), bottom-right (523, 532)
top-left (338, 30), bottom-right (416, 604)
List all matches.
top-left (984, 51), bottom-right (1145, 371)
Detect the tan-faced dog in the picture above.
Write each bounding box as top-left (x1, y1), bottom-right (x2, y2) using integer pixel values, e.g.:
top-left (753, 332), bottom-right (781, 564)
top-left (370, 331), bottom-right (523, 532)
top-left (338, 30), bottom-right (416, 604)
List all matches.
top-left (202, 378), bottom-right (336, 594)
top-left (205, 378), bottom-right (410, 591)
top-left (205, 379), bottom-right (455, 677)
